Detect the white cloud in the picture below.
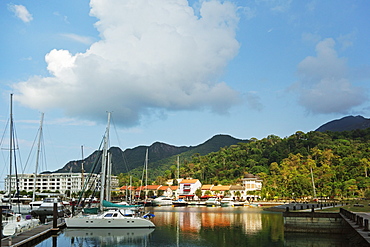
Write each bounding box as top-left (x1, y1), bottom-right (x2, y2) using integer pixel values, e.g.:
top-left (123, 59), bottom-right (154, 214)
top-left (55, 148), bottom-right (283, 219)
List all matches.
top-left (246, 91), bottom-right (264, 111)
top-left (60, 33), bottom-right (95, 45)
top-left (13, 0), bottom-right (241, 127)
top-left (294, 38), bottom-right (367, 114)
top-left (9, 4), bottom-right (33, 23)
top-left (256, 0), bottom-right (292, 12)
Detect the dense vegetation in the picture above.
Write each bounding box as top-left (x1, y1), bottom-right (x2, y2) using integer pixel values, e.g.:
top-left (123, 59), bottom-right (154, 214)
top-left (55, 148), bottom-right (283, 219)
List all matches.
top-left (150, 129), bottom-right (370, 200)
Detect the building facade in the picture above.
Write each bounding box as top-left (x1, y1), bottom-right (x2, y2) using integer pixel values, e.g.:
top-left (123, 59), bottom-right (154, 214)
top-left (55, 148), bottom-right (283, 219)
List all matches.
top-left (4, 173), bottom-right (119, 195)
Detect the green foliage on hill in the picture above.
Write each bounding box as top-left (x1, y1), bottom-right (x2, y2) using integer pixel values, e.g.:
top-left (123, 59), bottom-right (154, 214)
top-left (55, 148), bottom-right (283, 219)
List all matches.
top-left (55, 134), bottom-right (247, 180)
top-left (162, 129), bottom-right (370, 200)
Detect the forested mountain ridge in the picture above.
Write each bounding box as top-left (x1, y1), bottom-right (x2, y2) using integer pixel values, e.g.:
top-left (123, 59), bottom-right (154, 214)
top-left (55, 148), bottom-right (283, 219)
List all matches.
top-left (53, 116), bottom-right (370, 199)
top-left (316, 115), bottom-right (370, 132)
top-left (54, 134), bottom-right (248, 176)
top-left (176, 128), bottom-right (370, 199)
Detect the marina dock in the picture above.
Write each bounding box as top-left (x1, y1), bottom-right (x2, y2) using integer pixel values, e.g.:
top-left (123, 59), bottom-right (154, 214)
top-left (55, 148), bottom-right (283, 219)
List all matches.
top-left (340, 208), bottom-right (370, 245)
top-left (283, 206), bottom-right (370, 246)
top-left (1, 219), bottom-right (65, 247)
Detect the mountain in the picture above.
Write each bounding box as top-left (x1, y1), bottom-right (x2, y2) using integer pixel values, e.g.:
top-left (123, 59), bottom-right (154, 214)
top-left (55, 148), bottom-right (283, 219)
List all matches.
top-left (315, 115), bottom-right (370, 132)
top-left (53, 134), bottom-right (248, 177)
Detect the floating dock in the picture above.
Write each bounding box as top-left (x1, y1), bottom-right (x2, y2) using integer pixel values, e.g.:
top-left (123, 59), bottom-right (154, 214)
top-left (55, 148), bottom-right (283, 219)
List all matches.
top-left (1, 219), bottom-right (65, 247)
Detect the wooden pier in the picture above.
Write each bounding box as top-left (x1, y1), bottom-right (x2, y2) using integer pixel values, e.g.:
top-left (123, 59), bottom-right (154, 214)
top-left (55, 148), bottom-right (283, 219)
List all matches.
top-left (283, 207), bottom-right (370, 246)
top-left (1, 219), bottom-right (65, 247)
top-left (1, 203), bottom-right (66, 247)
top-left (340, 208), bottom-right (370, 246)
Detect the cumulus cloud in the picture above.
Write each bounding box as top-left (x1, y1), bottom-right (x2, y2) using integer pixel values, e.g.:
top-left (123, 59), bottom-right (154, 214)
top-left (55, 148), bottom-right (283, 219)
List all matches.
top-left (256, 0), bottom-right (292, 12)
top-left (295, 38), bottom-right (367, 114)
top-left (9, 4), bottom-right (33, 23)
top-left (59, 33), bottom-right (95, 45)
top-left (246, 91), bottom-right (264, 111)
top-left (13, 0), bottom-right (241, 126)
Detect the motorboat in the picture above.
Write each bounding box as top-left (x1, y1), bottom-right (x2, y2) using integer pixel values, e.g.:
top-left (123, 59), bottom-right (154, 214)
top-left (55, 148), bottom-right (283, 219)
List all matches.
top-left (205, 197), bottom-right (220, 207)
top-left (152, 196), bottom-right (173, 206)
top-left (30, 197), bottom-right (71, 222)
top-left (172, 199), bottom-right (188, 207)
top-left (220, 197), bottom-right (235, 207)
top-left (2, 214), bottom-right (39, 236)
top-left (65, 202), bottom-right (155, 228)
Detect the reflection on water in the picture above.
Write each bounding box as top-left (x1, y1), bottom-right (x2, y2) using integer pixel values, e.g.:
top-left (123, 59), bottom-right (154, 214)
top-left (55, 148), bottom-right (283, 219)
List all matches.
top-left (35, 207), bottom-right (351, 247)
top-left (64, 228), bottom-right (154, 246)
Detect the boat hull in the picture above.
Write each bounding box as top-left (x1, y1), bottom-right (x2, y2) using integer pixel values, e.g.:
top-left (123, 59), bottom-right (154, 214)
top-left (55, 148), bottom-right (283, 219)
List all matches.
top-left (65, 216), bottom-right (155, 228)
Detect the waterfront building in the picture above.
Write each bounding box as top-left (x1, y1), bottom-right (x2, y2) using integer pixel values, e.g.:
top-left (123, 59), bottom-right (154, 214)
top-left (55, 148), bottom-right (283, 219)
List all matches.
top-left (158, 185), bottom-right (178, 198)
top-left (119, 185), bottom-right (178, 199)
top-left (4, 173), bottom-right (118, 195)
top-left (241, 173), bottom-right (262, 191)
top-left (211, 185), bottom-right (231, 197)
top-left (178, 179), bottom-right (202, 199)
top-left (229, 185), bottom-right (245, 200)
top-left (199, 173), bottom-right (263, 200)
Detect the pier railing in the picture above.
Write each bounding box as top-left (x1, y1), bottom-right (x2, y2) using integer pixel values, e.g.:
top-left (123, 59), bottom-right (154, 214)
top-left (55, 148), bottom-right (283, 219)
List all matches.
top-left (340, 208), bottom-right (369, 232)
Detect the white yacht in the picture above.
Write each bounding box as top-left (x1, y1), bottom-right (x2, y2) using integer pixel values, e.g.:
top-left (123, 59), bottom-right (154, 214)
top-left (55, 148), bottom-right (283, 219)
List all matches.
top-left (30, 197), bottom-right (71, 222)
top-left (220, 197), bottom-right (235, 207)
top-left (152, 196), bottom-right (173, 206)
top-left (65, 206), bottom-right (155, 228)
top-left (205, 197), bottom-right (221, 207)
top-left (2, 214), bottom-right (39, 236)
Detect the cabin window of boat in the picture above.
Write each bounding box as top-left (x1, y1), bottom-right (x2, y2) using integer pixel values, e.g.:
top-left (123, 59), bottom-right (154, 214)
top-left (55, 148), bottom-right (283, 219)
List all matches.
top-left (113, 213), bottom-right (118, 217)
top-left (104, 213), bottom-right (113, 217)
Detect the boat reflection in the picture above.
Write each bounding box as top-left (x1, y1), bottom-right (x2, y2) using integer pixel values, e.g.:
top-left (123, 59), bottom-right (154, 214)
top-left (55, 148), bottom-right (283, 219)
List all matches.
top-left (63, 228), bottom-right (154, 246)
top-left (151, 207), bottom-right (263, 234)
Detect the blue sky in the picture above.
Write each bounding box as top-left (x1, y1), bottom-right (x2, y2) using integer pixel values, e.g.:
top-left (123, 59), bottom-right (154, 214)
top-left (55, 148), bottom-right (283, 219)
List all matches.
top-left (0, 0), bottom-right (369, 188)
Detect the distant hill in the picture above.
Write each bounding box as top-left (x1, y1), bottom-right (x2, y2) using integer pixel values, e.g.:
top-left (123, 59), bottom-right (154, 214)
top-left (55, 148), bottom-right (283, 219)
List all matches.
top-left (53, 134), bottom-right (248, 177)
top-left (315, 115), bottom-right (370, 132)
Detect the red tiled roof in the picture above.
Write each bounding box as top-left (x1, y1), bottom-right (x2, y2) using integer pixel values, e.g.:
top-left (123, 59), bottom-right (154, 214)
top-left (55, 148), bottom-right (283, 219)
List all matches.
top-left (119, 185), bottom-right (136, 190)
top-left (201, 185), bottom-right (213, 190)
top-left (211, 185), bottom-right (230, 191)
top-left (180, 179), bottom-right (199, 184)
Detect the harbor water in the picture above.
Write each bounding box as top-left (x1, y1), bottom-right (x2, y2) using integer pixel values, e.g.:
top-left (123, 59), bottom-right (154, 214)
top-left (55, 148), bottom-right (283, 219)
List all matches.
top-left (35, 206), bottom-right (351, 247)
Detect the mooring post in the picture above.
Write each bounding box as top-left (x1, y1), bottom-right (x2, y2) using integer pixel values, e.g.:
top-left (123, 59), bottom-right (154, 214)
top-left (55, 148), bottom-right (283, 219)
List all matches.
top-left (53, 202), bottom-right (58, 229)
top-left (364, 219), bottom-right (369, 231)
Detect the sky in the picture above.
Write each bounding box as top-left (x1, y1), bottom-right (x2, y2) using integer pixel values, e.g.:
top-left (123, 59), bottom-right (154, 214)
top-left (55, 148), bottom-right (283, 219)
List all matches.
top-left (0, 0), bottom-right (369, 188)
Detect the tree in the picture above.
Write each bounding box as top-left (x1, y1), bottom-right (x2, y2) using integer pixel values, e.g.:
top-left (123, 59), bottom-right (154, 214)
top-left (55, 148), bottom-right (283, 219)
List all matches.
top-left (195, 188), bottom-right (202, 198)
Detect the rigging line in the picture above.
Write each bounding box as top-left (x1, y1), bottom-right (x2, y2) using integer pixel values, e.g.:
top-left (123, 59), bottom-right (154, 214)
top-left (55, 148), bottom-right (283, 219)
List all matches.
top-left (12, 125), bottom-right (21, 213)
top-left (21, 127), bottom-right (39, 174)
top-left (110, 115), bottom-right (131, 174)
top-left (77, 138), bottom-right (104, 206)
top-left (12, 122), bottom-right (25, 174)
top-left (43, 120), bottom-right (59, 170)
top-left (0, 118), bottom-right (10, 147)
top-left (40, 134), bottom-right (48, 172)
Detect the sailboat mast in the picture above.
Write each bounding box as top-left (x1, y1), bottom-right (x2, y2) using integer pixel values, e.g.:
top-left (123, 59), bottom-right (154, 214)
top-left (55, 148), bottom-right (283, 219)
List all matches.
top-left (106, 152), bottom-right (112, 202)
top-left (177, 155), bottom-right (180, 182)
top-left (145, 148), bottom-right (148, 199)
top-left (81, 145), bottom-right (84, 193)
top-left (8, 94), bottom-right (13, 200)
top-left (33, 113), bottom-right (44, 202)
top-left (99, 112), bottom-right (111, 210)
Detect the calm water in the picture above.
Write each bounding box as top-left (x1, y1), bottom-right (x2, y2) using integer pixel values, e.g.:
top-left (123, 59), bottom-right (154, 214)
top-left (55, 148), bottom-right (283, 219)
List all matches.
top-left (35, 206), bottom-right (350, 247)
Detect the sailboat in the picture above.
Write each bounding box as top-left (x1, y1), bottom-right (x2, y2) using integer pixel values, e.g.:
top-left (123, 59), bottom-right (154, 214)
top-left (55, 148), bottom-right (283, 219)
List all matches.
top-left (2, 94), bottom-right (40, 236)
top-left (65, 112), bottom-right (155, 228)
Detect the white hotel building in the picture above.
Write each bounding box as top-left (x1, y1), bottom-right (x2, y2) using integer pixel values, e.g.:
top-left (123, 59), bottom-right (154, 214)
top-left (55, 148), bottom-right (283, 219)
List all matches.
top-left (4, 173), bottom-right (119, 195)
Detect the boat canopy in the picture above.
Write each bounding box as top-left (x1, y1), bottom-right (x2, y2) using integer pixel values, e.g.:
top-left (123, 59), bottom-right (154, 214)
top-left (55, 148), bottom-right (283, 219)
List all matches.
top-left (102, 200), bottom-right (141, 208)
